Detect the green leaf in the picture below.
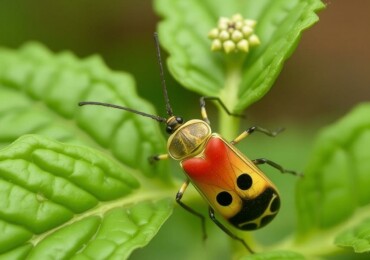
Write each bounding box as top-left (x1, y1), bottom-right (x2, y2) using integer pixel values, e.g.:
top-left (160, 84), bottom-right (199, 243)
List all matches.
top-left (335, 217), bottom-right (370, 253)
top-left (240, 250), bottom-right (305, 260)
top-left (0, 135), bottom-right (173, 259)
top-left (0, 43), bottom-right (175, 258)
top-left (296, 103), bottom-right (370, 235)
top-left (0, 42), bottom-right (167, 178)
top-left (287, 103), bottom-right (370, 259)
top-left (154, 0), bottom-right (324, 111)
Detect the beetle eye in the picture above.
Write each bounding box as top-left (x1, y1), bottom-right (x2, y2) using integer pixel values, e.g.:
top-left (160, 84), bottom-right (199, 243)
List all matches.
top-left (166, 125), bottom-right (173, 134)
top-left (176, 117), bottom-right (183, 124)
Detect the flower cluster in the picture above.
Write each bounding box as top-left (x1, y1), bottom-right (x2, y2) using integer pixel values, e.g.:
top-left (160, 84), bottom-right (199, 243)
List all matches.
top-left (208, 14), bottom-right (260, 54)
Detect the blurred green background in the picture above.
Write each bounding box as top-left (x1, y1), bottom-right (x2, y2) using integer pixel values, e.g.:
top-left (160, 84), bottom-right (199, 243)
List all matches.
top-left (0, 0), bottom-right (369, 259)
top-left (1, 0), bottom-right (369, 127)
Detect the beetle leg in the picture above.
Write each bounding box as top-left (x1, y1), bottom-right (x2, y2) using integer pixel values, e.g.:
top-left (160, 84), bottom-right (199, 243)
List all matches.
top-left (176, 180), bottom-right (207, 240)
top-left (200, 96), bottom-right (245, 125)
top-left (252, 158), bottom-right (303, 177)
top-left (231, 126), bottom-right (284, 145)
top-left (208, 207), bottom-right (254, 253)
top-left (148, 153), bottom-right (169, 164)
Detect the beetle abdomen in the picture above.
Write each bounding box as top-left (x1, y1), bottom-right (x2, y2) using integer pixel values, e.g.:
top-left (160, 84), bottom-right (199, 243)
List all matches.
top-left (228, 187), bottom-right (280, 230)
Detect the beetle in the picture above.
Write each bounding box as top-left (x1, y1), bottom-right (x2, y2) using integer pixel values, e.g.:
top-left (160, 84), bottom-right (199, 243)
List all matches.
top-left (79, 33), bottom-right (299, 253)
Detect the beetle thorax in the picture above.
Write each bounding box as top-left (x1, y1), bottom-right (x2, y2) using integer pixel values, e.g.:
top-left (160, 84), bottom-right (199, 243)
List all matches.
top-left (167, 119), bottom-right (212, 160)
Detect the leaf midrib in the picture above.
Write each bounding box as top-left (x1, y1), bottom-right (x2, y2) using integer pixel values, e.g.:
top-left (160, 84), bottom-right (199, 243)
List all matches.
top-left (29, 188), bottom-right (174, 246)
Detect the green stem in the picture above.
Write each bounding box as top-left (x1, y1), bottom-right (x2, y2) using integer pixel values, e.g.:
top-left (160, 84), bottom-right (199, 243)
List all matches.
top-left (218, 57), bottom-right (244, 140)
top-left (219, 109), bottom-right (240, 141)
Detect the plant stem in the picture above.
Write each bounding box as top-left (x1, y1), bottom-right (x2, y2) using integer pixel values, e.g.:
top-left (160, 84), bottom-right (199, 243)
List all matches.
top-left (219, 110), bottom-right (240, 141)
top-left (218, 57), bottom-right (244, 140)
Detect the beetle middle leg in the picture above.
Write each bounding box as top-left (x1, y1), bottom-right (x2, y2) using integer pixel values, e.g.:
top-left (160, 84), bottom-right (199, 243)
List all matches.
top-left (209, 207), bottom-right (254, 253)
top-left (177, 180), bottom-right (207, 240)
top-left (199, 97), bottom-right (283, 143)
top-left (200, 96), bottom-right (245, 125)
top-left (252, 158), bottom-right (302, 177)
top-left (230, 128), bottom-right (302, 177)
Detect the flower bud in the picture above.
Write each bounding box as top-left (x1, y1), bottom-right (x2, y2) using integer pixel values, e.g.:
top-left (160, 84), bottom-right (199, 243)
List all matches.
top-left (219, 30), bottom-right (230, 41)
top-left (211, 39), bottom-right (222, 51)
top-left (237, 39), bottom-right (249, 52)
top-left (223, 40), bottom-right (236, 54)
top-left (249, 34), bottom-right (261, 46)
top-left (208, 14), bottom-right (260, 54)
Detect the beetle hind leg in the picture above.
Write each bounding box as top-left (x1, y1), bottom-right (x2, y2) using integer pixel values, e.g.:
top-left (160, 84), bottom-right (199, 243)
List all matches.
top-left (176, 180), bottom-right (207, 241)
top-left (208, 207), bottom-right (254, 253)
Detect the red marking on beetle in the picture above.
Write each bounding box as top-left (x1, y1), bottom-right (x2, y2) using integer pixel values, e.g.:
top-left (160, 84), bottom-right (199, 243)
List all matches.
top-left (182, 137), bottom-right (236, 190)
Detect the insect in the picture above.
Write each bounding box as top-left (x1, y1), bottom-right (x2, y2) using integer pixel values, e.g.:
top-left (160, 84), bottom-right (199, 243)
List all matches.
top-left (79, 33), bottom-right (300, 253)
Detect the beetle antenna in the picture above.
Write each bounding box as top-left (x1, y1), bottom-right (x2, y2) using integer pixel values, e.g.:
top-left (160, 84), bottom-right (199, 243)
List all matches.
top-left (78, 101), bottom-right (167, 123)
top-left (154, 32), bottom-right (173, 117)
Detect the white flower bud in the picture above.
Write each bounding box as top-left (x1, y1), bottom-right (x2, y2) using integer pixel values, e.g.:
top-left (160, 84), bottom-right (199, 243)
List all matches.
top-left (218, 17), bottom-right (229, 30)
top-left (241, 26), bottom-right (253, 37)
top-left (235, 21), bottom-right (243, 30)
top-left (244, 19), bottom-right (257, 28)
top-left (223, 40), bottom-right (236, 53)
top-left (211, 39), bottom-right (222, 51)
top-left (232, 13), bottom-right (243, 22)
top-left (208, 28), bottom-right (219, 39)
top-left (231, 30), bottom-right (243, 42)
top-left (208, 14), bottom-right (260, 54)
top-left (219, 30), bottom-right (230, 41)
top-left (248, 34), bottom-right (261, 46)
top-left (237, 39), bottom-right (249, 52)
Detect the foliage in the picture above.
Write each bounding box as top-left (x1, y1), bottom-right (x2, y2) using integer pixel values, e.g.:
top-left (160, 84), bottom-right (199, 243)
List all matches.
top-left (0, 43), bottom-right (172, 259)
top-left (1, 0), bottom-right (369, 259)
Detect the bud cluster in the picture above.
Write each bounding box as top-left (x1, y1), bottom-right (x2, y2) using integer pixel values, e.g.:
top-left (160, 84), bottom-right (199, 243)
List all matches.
top-left (208, 14), bottom-right (260, 54)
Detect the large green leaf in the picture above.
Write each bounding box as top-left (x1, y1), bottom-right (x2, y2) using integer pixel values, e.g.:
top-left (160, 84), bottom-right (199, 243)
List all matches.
top-left (154, 0), bottom-right (324, 111)
top-left (293, 103), bottom-right (370, 255)
top-left (0, 42), bottom-right (167, 178)
top-left (0, 135), bottom-right (173, 259)
top-left (296, 103), bottom-right (370, 234)
top-left (240, 250), bottom-right (305, 260)
top-left (335, 217), bottom-right (370, 253)
top-left (0, 43), bottom-right (175, 259)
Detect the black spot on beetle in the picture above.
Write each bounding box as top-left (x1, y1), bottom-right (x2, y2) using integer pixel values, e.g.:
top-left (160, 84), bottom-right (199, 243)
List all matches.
top-left (237, 173), bottom-right (253, 190)
top-left (216, 191), bottom-right (233, 206)
top-left (261, 215), bottom-right (275, 227)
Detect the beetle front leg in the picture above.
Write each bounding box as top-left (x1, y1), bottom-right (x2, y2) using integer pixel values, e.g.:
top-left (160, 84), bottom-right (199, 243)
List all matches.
top-left (231, 126), bottom-right (284, 145)
top-left (176, 180), bottom-right (207, 240)
top-left (200, 96), bottom-right (245, 125)
top-left (208, 207), bottom-right (254, 253)
top-left (149, 156), bottom-right (208, 239)
top-left (148, 153), bottom-right (169, 164)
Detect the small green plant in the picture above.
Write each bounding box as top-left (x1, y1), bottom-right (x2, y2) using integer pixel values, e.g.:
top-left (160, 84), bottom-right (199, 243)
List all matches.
top-left (0, 0), bottom-right (369, 259)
